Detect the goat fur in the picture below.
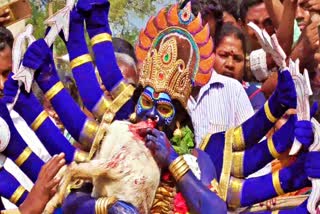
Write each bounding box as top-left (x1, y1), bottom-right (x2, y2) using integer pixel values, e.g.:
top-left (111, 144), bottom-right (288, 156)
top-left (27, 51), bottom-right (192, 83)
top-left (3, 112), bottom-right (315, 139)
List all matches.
top-left (44, 120), bottom-right (161, 214)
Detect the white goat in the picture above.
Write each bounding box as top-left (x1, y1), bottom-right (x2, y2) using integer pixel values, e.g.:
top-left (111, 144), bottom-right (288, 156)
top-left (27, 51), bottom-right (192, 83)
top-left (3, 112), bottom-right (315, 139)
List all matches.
top-left (44, 120), bottom-right (161, 214)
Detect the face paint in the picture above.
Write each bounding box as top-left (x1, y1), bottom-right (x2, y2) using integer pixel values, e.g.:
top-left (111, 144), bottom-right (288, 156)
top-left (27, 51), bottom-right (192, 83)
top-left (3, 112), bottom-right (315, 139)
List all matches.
top-left (136, 86), bottom-right (175, 126)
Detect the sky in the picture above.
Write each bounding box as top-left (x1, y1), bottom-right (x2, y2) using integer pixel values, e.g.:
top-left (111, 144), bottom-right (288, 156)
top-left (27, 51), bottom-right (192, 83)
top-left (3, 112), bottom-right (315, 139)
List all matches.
top-left (129, 0), bottom-right (176, 30)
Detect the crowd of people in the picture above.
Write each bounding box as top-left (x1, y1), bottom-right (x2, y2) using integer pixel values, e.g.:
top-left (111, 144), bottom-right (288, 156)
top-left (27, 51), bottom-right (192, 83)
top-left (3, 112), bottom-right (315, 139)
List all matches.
top-left (0, 0), bottom-right (319, 213)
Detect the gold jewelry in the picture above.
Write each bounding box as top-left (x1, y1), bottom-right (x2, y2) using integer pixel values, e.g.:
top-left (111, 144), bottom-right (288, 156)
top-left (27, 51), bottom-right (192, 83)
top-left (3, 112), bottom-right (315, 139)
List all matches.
top-left (73, 150), bottom-right (89, 163)
top-left (233, 126), bottom-right (245, 151)
top-left (95, 196), bottom-right (118, 214)
top-left (209, 179), bottom-right (221, 198)
top-left (102, 84), bottom-right (135, 123)
top-left (79, 119), bottom-right (99, 150)
top-left (45, 81), bottom-right (64, 101)
top-left (231, 151), bottom-right (244, 178)
top-left (92, 95), bottom-right (112, 120)
top-left (31, 111), bottom-right (49, 131)
top-left (15, 147), bottom-right (32, 167)
top-left (129, 112), bottom-right (137, 123)
top-left (272, 211), bottom-right (279, 214)
top-left (227, 177), bottom-right (244, 209)
top-left (168, 156), bottom-right (190, 182)
top-left (1, 209), bottom-right (21, 214)
top-left (10, 186), bottom-right (26, 204)
top-left (264, 101), bottom-right (278, 123)
top-left (199, 133), bottom-right (212, 151)
top-left (70, 54), bottom-right (92, 69)
top-left (267, 137), bottom-right (280, 158)
top-left (110, 81), bottom-right (129, 99)
top-left (173, 121), bottom-right (182, 138)
top-left (91, 33), bottom-right (112, 46)
top-left (139, 37), bottom-right (192, 107)
top-left (272, 171), bottom-right (285, 195)
top-left (219, 128), bottom-right (234, 201)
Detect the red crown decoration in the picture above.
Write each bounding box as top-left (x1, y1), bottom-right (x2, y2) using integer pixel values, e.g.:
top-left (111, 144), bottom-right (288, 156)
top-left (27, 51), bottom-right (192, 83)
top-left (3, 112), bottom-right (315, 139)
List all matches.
top-left (136, 2), bottom-right (214, 107)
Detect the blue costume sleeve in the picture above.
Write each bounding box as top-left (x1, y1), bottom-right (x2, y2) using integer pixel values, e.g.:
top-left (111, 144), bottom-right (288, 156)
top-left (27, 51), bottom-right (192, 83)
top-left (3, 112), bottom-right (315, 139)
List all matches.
top-left (81, 0), bottom-right (123, 92)
top-left (3, 75), bottom-right (87, 163)
top-left (77, 0), bottom-right (135, 121)
top-left (22, 39), bottom-right (99, 150)
top-left (173, 150), bottom-right (226, 213)
top-left (232, 115), bottom-right (296, 178)
top-left (202, 122), bottom-right (307, 209)
top-left (62, 187), bottom-right (139, 214)
top-left (0, 101), bottom-right (44, 182)
top-left (226, 154), bottom-right (309, 209)
top-left (64, 9), bottom-right (111, 120)
top-left (245, 84), bottom-right (266, 112)
top-left (211, 70), bottom-right (297, 152)
top-left (0, 167), bottom-right (28, 206)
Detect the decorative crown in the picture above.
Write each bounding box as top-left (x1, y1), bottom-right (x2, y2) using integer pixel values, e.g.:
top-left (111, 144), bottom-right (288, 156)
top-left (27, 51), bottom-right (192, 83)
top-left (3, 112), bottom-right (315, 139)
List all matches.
top-left (136, 2), bottom-right (214, 107)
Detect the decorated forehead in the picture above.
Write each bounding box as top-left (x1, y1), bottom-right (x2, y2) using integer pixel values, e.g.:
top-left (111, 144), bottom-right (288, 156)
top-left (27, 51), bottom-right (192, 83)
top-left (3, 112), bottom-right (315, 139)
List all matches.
top-left (136, 2), bottom-right (214, 87)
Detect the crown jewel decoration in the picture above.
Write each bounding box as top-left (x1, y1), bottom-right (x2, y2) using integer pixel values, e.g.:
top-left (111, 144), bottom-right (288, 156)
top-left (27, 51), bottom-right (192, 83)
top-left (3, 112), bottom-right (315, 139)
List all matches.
top-left (136, 2), bottom-right (214, 107)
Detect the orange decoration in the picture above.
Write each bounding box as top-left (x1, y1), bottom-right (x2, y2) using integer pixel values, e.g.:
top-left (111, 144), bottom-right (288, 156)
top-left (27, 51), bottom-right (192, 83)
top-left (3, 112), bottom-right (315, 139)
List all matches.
top-left (199, 38), bottom-right (213, 58)
top-left (144, 17), bottom-right (158, 39)
top-left (167, 4), bottom-right (179, 26)
top-left (155, 8), bottom-right (168, 30)
top-left (199, 53), bottom-right (215, 73)
top-left (138, 30), bottom-right (152, 50)
top-left (135, 44), bottom-right (148, 62)
top-left (187, 13), bottom-right (202, 34)
top-left (194, 72), bottom-right (212, 86)
top-left (194, 23), bottom-right (210, 46)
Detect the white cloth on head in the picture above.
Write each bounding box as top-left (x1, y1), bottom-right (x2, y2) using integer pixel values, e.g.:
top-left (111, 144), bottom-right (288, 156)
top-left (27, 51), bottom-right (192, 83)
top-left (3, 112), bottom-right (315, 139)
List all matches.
top-left (188, 71), bottom-right (254, 146)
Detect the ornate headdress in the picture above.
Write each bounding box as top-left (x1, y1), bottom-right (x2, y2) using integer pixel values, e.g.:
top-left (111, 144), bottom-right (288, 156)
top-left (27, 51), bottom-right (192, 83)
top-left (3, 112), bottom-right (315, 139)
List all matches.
top-left (136, 2), bottom-right (214, 107)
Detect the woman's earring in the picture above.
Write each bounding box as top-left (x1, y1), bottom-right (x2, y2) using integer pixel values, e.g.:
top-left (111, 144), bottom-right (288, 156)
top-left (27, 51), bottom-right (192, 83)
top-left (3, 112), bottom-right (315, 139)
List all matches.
top-left (129, 112), bottom-right (137, 123)
top-left (173, 121), bottom-right (182, 138)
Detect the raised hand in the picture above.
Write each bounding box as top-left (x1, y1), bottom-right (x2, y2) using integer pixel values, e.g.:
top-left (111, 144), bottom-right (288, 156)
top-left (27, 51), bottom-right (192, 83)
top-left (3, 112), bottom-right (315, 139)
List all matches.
top-left (295, 120), bottom-right (315, 150)
top-left (272, 115), bottom-right (297, 154)
top-left (300, 0), bottom-right (320, 12)
top-left (305, 152), bottom-right (320, 179)
top-left (22, 39), bottom-right (59, 91)
top-left (19, 153), bottom-right (66, 214)
top-left (267, 69), bottom-right (297, 120)
top-left (145, 128), bottom-right (178, 168)
top-left (275, 69), bottom-right (297, 109)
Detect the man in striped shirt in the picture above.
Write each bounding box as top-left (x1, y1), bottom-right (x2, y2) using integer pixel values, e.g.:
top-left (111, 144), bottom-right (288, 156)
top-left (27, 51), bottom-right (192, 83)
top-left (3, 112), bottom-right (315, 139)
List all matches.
top-left (188, 71), bottom-right (254, 146)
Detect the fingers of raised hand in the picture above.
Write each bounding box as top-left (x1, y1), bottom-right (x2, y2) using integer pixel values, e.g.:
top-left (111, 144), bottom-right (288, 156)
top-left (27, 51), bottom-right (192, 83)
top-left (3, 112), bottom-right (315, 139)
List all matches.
top-left (305, 152), bottom-right (320, 178)
top-left (41, 153), bottom-right (65, 179)
top-left (295, 121), bottom-right (314, 147)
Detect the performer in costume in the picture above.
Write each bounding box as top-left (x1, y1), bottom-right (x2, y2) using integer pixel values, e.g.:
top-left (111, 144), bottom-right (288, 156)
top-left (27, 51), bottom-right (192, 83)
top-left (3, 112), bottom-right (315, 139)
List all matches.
top-left (5, 0), bottom-right (317, 213)
top-left (11, 1), bottom-right (228, 213)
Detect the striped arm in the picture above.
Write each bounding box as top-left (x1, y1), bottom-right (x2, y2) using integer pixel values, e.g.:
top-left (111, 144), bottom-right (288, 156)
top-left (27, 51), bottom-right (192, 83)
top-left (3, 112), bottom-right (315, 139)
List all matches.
top-left (36, 76), bottom-right (99, 150)
top-left (231, 137), bottom-right (282, 178)
top-left (0, 103), bottom-right (43, 182)
top-left (86, 5), bottom-right (124, 92)
top-left (233, 100), bottom-right (281, 151)
top-left (69, 54), bottom-right (111, 119)
top-left (229, 167), bottom-right (307, 209)
top-left (13, 91), bottom-right (82, 163)
top-left (0, 168), bottom-right (28, 206)
top-left (66, 10), bottom-right (111, 120)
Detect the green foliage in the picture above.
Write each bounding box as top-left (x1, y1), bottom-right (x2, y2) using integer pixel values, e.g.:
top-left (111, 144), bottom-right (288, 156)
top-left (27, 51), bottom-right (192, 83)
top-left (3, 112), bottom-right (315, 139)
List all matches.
top-left (108, 0), bottom-right (160, 45)
top-left (27, 0), bottom-right (67, 56)
top-left (171, 126), bottom-right (195, 155)
top-left (26, 1), bottom-right (46, 39)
